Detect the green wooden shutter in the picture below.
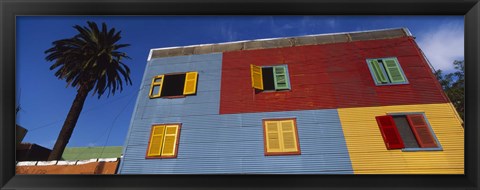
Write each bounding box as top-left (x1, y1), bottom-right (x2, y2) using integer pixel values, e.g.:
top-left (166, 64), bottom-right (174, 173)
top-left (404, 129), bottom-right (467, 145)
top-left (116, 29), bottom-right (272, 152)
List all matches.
top-left (273, 65), bottom-right (290, 90)
top-left (383, 58), bottom-right (406, 83)
top-left (369, 60), bottom-right (388, 84)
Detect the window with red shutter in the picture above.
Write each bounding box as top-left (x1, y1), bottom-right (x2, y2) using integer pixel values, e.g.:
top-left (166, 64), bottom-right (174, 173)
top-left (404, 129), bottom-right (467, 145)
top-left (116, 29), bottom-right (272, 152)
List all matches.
top-left (375, 115), bottom-right (405, 150)
top-left (376, 113), bottom-right (441, 151)
top-left (406, 114), bottom-right (438, 148)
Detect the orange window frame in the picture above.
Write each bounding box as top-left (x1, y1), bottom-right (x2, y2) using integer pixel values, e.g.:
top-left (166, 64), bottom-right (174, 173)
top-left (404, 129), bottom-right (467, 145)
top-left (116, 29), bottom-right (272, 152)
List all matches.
top-left (145, 123), bottom-right (182, 159)
top-left (262, 118), bottom-right (301, 156)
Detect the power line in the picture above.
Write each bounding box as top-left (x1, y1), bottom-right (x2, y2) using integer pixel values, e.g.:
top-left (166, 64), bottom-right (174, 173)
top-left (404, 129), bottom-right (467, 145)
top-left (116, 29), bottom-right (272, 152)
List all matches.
top-left (99, 94), bottom-right (137, 158)
top-left (27, 89), bottom-right (139, 132)
top-left (24, 41), bottom-right (408, 131)
top-left (71, 93), bottom-right (136, 160)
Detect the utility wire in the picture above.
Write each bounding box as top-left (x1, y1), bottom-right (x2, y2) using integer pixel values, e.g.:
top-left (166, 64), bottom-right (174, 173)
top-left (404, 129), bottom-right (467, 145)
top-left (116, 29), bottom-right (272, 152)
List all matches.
top-left (98, 94), bottom-right (137, 158)
top-left (28, 90), bottom-right (138, 132)
top-left (69, 90), bottom-right (141, 161)
top-left (26, 41), bottom-right (405, 132)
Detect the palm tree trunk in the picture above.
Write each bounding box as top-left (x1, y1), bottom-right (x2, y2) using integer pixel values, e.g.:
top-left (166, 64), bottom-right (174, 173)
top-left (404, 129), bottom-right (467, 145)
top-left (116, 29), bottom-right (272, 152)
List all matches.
top-left (47, 85), bottom-right (90, 161)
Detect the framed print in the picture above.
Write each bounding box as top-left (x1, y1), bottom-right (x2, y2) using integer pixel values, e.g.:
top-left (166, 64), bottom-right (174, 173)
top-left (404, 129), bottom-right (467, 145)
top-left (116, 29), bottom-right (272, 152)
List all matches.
top-left (1, 0), bottom-right (479, 189)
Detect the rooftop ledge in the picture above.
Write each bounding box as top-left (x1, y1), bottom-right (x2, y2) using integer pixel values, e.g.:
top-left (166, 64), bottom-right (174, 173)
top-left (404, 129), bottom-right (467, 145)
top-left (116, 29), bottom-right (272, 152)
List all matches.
top-left (148, 27), bottom-right (413, 61)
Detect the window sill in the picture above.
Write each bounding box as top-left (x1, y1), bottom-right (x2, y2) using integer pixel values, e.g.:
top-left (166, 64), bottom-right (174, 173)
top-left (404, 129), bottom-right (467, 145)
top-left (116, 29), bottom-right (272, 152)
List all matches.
top-left (145, 155), bottom-right (178, 159)
top-left (149, 95), bottom-right (188, 99)
top-left (264, 152), bottom-right (301, 156)
top-left (401, 147), bottom-right (443, 152)
top-left (374, 82), bottom-right (409, 86)
top-left (258, 89), bottom-right (291, 93)
top-left (163, 95), bottom-right (186, 99)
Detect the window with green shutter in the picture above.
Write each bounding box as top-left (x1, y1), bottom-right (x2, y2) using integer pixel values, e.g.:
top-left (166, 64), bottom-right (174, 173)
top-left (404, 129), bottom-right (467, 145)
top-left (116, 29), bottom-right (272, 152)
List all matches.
top-left (273, 66), bottom-right (290, 90)
top-left (366, 57), bottom-right (408, 85)
top-left (251, 64), bottom-right (291, 91)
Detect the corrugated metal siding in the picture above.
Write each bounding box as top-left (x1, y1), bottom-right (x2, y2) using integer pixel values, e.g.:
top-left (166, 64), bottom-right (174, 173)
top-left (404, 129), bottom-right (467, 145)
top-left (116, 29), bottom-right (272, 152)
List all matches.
top-left (120, 37), bottom-right (461, 174)
top-left (119, 53), bottom-right (223, 174)
top-left (121, 109), bottom-right (353, 174)
top-left (220, 37), bottom-right (449, 114)
top-left (119, 53), bottom-right (353, 174)
top-left (337, 103), bottom-right (464, 174)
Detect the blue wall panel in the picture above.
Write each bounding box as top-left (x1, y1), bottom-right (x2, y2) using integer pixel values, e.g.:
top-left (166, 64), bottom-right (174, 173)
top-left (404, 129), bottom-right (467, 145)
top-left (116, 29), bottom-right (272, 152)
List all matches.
top-left (119, 53), bottom-right (353, 174)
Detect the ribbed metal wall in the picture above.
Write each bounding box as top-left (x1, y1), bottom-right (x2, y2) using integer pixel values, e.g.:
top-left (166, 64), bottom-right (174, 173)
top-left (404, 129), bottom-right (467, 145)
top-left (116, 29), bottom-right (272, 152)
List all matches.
top-left (119, 36), bottom-right (462, 174)
top-left (337, 103), bottom-right (464, 174)
top-left (220, 37), bottom-right (449, 114)
top-left (118, 53), bottom-right (353, 174)
top-left (121, 109), bottom-right (353, 174)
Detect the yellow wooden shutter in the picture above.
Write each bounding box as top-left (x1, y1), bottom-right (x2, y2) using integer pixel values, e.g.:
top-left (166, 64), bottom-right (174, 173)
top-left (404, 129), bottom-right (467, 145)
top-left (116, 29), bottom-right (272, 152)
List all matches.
top-left (265, 121), bottom-right (282, 153)
top-left (149, 75), bottom-right (164, 98)
top-left (183, 72), bottom-right (198, 95)
top-left (161, 125), bottom-right (179, 156)
top-left (147, 125), bottom-right (165, 157)
top-left (280, 120), bottom-right (298, 152)
top-left (250, 64), bottom-right (264, 90)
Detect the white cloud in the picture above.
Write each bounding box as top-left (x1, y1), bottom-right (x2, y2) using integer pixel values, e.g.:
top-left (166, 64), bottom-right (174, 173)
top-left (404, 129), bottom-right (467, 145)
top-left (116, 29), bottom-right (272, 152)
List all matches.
top-left (416, 22), bottom-right (464, 73)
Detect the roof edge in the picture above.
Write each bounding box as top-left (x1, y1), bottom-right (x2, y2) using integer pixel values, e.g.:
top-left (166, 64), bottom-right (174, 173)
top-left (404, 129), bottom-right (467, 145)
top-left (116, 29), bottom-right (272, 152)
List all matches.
top-left (148, 27), bottom-right (412, 61)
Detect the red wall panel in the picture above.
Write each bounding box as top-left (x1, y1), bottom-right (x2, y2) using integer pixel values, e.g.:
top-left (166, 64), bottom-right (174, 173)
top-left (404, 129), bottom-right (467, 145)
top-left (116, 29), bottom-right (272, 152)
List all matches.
top-left (219, 37), bottom-right (449, 114)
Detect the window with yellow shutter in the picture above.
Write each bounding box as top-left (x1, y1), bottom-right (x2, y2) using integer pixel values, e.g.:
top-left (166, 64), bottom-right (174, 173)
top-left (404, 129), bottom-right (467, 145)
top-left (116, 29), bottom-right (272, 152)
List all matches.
top-left (251, 64), bottom-right (291, 92)
top-left (148, 72), bottom-right (198, 99)
top-left (146, 123), bottom-right (181, 159)
top-left (263, 118), bottom-right (301, 156)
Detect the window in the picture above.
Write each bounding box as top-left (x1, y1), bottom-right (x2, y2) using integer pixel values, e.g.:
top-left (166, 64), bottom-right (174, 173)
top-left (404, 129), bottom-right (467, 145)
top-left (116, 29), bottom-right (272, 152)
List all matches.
top-left (366, 57), bottom-right (408, 85)
top-left (375, 113), bottom-right (442, 151)
top-left (263, 118), bottom-right (301, 156)
top-left (149, 72), bottom-right (198, 98)
top-left (251, 64), bottom-right (291, 91)
top-left (146, 124), bottom-right (181, 158)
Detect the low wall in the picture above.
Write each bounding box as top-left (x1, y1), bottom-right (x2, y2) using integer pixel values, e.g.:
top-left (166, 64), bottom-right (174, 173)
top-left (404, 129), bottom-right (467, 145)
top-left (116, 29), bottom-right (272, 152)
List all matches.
top-left (16, 158), bottom-right (119, 174)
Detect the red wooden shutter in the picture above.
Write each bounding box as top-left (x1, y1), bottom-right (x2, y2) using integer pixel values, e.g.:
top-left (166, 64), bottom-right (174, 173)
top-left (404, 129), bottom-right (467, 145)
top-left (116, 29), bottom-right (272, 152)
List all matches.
top-left (406, 114), bottom-right (438, 148)
top-left (375, 115), bottom-right (405, 149)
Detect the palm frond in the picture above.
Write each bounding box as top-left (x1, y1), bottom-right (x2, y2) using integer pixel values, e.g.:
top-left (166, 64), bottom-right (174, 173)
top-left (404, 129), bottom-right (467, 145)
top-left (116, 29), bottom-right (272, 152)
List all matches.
top-left (45, 21), bottom-right (132, 97)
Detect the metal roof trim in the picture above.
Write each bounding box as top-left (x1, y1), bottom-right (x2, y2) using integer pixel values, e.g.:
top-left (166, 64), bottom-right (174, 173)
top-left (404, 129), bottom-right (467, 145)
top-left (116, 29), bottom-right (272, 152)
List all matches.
top-left (147, 27), bottom-right (412, 61)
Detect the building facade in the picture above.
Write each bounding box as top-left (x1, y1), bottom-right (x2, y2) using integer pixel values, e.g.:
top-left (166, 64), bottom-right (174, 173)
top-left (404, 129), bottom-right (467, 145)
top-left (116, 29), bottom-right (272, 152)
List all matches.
top-left (118, 28), bottom-right (464, 174)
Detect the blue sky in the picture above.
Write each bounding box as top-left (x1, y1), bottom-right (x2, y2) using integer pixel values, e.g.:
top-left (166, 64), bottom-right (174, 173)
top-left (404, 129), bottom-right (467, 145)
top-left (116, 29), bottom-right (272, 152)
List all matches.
top-left (16, 16), bottom-right (464, 149)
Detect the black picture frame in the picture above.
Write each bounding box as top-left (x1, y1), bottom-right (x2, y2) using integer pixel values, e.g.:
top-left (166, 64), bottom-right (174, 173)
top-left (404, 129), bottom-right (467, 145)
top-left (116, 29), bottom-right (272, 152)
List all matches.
top-left (1, 0), bottom-right (478, 189)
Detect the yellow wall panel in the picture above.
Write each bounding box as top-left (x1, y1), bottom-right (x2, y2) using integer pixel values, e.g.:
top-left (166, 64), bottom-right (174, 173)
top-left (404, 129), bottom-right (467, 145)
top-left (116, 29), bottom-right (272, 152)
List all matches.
top-left (338, 103), bottom-right (464, 174)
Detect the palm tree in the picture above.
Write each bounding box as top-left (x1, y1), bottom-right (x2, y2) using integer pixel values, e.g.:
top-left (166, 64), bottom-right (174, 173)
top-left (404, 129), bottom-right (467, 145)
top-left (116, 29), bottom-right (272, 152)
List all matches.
top-left (45, 21), bottom-right (132, 160)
